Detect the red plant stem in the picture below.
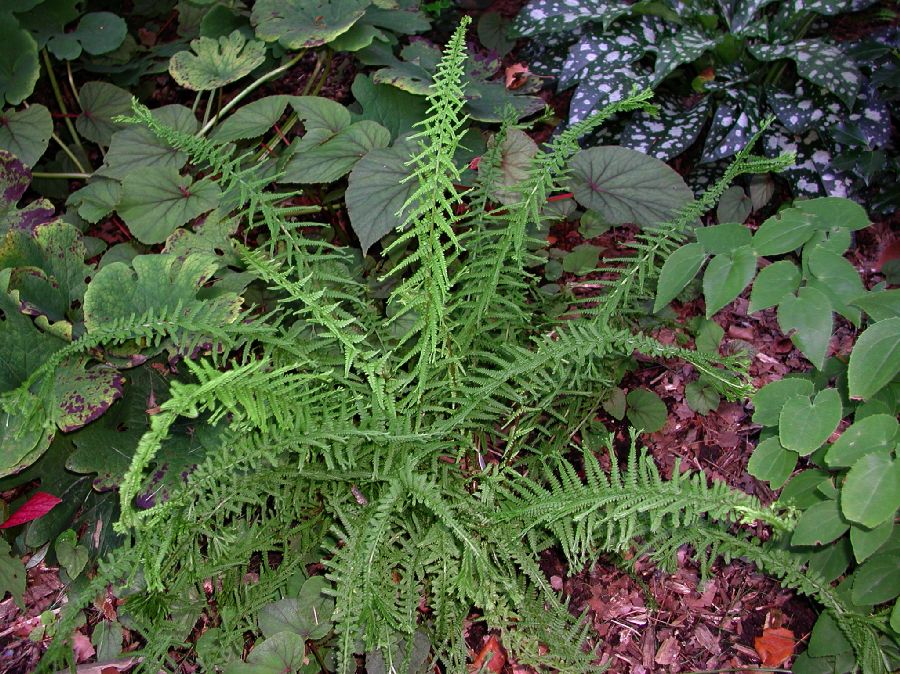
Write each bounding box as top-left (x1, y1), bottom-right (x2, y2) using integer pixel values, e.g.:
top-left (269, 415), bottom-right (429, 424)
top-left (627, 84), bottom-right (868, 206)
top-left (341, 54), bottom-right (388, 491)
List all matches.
top-left (547, 192), bottom-right (574, 202)
top-left (51, 112), bottom-right (80, 119)
top-left (272, 123), bottom-right (290, 145)
top-left (111, 216), bottom-right (132, 241)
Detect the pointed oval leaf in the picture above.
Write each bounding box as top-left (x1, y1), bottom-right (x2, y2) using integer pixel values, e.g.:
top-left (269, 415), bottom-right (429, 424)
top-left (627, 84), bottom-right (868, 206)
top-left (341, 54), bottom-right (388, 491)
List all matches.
top-left (841, 452), bottom-right (900, 528)
top-left (568, 146), bottom-right (693, 228)
top-left (748, 260), bottom-right (801, 313)
top-left (211, 95), bottom-right (289, 144)
top-left (752, 208), bottom-right (817, 256)
top-left (653, 243), bottom-right (707, 312)
top-left (792, 498), bottom-right (849, 547)
top-left (851, 553), bottom-right (900, 605)
top-left (777, 286), bottom-right (833, 370)
top-left (0, 491), bottom-right (62, 529)
top-left (825, 414), bottom-right (898, 468)
top-left (848, 317), bottom-right (900, 400)
top-left (850, 519), bottom-right (893, 564)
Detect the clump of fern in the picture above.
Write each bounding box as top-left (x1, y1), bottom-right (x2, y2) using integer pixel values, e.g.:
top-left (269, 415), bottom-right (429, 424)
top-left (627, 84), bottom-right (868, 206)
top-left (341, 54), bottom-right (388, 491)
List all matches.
top-left (37, 17), bottom-right (888, 674)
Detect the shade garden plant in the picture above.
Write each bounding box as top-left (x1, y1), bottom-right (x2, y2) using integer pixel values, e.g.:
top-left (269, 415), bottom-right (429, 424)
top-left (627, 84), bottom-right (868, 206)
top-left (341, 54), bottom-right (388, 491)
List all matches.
top-left (0, 2), bottom-right (896, 673)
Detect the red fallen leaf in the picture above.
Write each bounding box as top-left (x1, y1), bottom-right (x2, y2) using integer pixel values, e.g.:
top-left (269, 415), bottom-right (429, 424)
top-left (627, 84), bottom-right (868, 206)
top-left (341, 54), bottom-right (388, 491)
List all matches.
top-left (504, 63), bottom-right (530, 89)
top-left (470, 634), bottom-right (506, 673)
top-left (754, 626), bottom-right (795, 667)
top-left (0, 491), bottom-right (62, 529)
top-left (72, 630), bottom-right (96, 662)
top-left (469, 156), bottom-right (481, 170)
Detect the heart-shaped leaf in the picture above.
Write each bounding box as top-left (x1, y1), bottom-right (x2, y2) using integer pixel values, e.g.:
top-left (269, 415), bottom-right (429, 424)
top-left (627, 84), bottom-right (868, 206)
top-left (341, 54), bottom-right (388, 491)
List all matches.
top-left (252, 0), bottom-right (369, 50)
top-left (118, 168), bottom-right (221, 244)
top-left (55, 529), bottom-right (88, 578)
top-left (0, 104), bottom-right (51, 166)
top-left (169, 30), bottom-right (266, 92)
top-left (716, 186), bottom-right (752, 224)
top-left (684, 378), bottom-right (721, 416)
top-left (653, 243), bottom-right (707, 312)
top-left (76, 82), bottom-right (133, 146)
top-left (568, 146), bottom-right (693, 228)
top-left (346, 138), bottom-right (416, 255)
top-left (479, 128), bottom-right (538, 205)
top-left (779, 388), bottom-right (842, 455)
top-left (702, 247), bottom-right (757, 317)
top-left (626, 388), bottom-right (667, 434)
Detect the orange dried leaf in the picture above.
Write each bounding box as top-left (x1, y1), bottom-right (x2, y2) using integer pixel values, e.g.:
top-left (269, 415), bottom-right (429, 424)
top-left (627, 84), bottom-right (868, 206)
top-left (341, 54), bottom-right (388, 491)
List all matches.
top-left (505, 63), bottom-right (530, 90)
top-left (754, 626), bottom-right (795, 667)
top-left (470, 634), bottom-right (507, 673)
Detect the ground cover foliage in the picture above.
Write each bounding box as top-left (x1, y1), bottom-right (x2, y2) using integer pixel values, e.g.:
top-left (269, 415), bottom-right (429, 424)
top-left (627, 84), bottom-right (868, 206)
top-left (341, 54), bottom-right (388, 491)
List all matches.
top-left (0, 1), bottom-right (897, 672)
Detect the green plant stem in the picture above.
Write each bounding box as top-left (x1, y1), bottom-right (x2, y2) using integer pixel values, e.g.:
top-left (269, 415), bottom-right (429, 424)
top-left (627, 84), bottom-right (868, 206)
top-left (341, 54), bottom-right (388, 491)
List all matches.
top-left (41, 49), bottom-right (93, 172)
top-left (31, 171), bottom-right (91, 180)
top-left (251, 50), bottom-right (331, 162)
top-left (197, 52), bottom-right (305, 137)
top-left (201, 88), bottom-right (216, 129)
top-left (191, 90), bottom-right (203, 115)
top-left (49, 131), bottom-right (88, 174)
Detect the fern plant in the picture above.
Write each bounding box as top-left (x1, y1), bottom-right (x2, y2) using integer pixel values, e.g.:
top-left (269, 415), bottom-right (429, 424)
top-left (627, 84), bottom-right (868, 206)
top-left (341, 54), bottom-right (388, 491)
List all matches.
top-left (35, 17), bottom-right (888, 674)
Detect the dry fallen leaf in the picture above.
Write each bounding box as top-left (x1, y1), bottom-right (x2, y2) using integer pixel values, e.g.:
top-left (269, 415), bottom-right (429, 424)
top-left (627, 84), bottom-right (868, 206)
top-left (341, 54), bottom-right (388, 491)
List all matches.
top-left (470, 634), bottom-right (507, 673)
top-left (504, 63), bottom-right (530, 89)
top-left (71, 630), bottom-right (96, 663)
top-left (754, 626), bottom-right (795, 667)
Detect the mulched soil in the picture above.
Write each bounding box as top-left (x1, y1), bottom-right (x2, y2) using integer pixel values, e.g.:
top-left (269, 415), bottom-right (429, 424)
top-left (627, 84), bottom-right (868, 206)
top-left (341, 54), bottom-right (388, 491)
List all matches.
top-left (3, 1), bottom-right (898, 672)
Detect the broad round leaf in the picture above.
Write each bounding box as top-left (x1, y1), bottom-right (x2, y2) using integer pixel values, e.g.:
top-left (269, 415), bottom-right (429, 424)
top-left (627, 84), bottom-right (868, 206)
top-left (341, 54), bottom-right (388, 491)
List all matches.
top-left (792, 498), bottom-right (849, 547)
top-left (747, 436), bottom-right (797, 489)
top-left (625, 388), bottom-right (667, 434)
top-left (76, 82), bottom-right (133, 146)
top-left (0, 104), bottom-right (51, 166)
top-left (848, 317), bottom-right (900, 400)
top-left (252, 0), bottom-right (369, 49)
top-left (702, 247), bottom-right (757, 317)
top-left (777, 286), bottom-right (833, 370)
top-left (850, 520), bottom-right (893, 564)
top-left (841, 453), bottom-right (900, 529)
top-left (806, 538), bottom-right (852, 583)
top-left (752, 377), bottom-right (815, 427)
top-left (779, 388), bottom-right (842, 456)
top-left (851, 553), bottom-right (900, 605)
top-left (169, 30), bottom-right (266, 92)
top-left (748, 260), bottom-right (801, 313)
top-left (825, 414), bottom-right (898, 468)
top-left (653, 243), bottom-right (706, 312)
top-left (224, 631), bottom-right (307, 674)
top-left (568, 146), bottom-right (693, 228)
top-left (346, 139), bottom-right (416, 255)
top-left (797, 197), bottom-right (870, 231)
top-left (0, 16), bottom-right (40, 106)
top-left (684, 379), bottom-right (720, 416)
top-left (118, 168), bottom-right (221, 244)
top-left (74, 12), bottom-right (127, 55)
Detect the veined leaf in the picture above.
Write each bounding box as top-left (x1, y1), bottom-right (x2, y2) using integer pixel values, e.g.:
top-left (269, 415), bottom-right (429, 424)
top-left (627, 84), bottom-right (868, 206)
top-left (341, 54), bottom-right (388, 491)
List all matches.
top-left (76, 82), bottom-right (132, 146)
top-left (118, 168), bottom-right (221, 244)
top-left (0, 104), bottom-right (51, 166)
top-left (847, 317), bottom-right (900, 400)
top-left (702, 247), bottom-right (757, 317)
top-left (169, 30), bottom-right (266, 92)
top-left (777, 286), bottom-right (833, 369)
top-left (251, 0), bottom-right (369, 50)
